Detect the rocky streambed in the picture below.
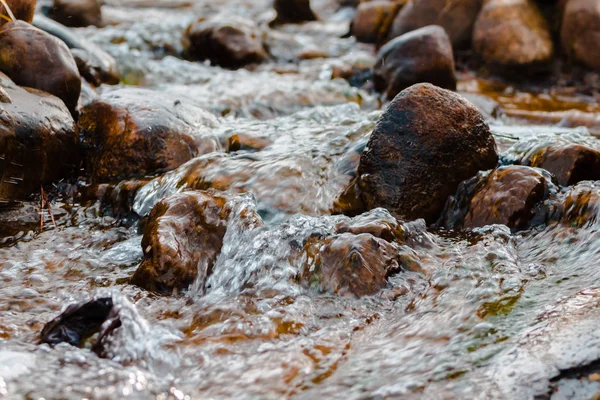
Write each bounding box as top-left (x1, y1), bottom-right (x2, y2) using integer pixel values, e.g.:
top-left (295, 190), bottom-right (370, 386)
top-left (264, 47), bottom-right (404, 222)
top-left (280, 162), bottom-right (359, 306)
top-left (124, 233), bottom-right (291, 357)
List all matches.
top-left (2, 0), bottom-right (600, 399)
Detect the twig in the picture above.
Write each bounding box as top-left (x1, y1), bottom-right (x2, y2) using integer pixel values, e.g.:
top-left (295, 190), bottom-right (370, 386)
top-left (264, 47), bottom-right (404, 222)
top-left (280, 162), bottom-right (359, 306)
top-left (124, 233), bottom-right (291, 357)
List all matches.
top-left (0, 0), bottom-right (15, 22)
top-left (41, 187), bottom-right (57, 228)
top-left (40, 186), bottom-right (44, 232)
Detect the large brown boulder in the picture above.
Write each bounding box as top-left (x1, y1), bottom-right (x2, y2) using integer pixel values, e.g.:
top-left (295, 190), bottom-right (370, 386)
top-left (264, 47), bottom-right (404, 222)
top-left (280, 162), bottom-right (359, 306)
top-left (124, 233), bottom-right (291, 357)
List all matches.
top-left (0, 72), bottom-right (78, 201)
top-left (0, 0), bottom-right (35, 27)
top-left (79, 88), bottom-right (218, 183)
top-left (358, 83), bottom-right (498, 223)
top-left (373, 25), bottom-right (456, 99)
top-left (352, 0), bottom-right (404, 44)
top-left (272, 0), bottom-right (317, 25)
top-left (472, 0), bottom-right (554, 72)
top-left (0, 21), bottom-right (81, 114)
top-left (185, 16), bottom-right (267, 69)
top-left (521, 143), bottom-right (600, 187)
top-left (131, 191), bottom-right (263, 294)
top-left (442, 166), bottom-right (552, 231)
top-left (561, 0), bottom-right (600, 70)
top-left (387, 0), bottom-right (483, 47)
top-left (51, 0), bottom-right (102, 27)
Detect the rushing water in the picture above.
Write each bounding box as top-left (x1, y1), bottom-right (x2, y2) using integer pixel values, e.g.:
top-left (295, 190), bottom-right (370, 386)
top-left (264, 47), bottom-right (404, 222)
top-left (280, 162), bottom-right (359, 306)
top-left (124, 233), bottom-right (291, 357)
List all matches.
top-left (2, 1), bottom-right (600, 399)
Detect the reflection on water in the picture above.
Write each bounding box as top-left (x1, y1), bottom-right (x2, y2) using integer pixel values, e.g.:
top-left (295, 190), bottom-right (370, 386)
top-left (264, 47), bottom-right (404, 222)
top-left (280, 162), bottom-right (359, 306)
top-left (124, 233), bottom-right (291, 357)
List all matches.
top-left (2, 0), bottom-right (600, 399)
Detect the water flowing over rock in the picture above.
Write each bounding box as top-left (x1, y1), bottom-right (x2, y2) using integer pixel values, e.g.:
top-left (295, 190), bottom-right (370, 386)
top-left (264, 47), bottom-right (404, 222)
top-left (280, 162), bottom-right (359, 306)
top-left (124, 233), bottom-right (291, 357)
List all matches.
top-left (561, 0), bottom-right (600, 70)
top-left (387, 0), bottom-right (483, 47)
top-left (441, 166), bottom-right (554, 232)
top-left (184, 16), bottom-right (267, 69)
top-left (472, 0), bottom-right (554, 72)
top-left (79, 88), bottom-right (219, 182)
top-left (358, 83), bottom-right (498, 224)
top-left (131, 191), bottom-right (264, 295)
top-left (0, 21), bottom-right (81, 114)
top-left (0, 0), bottom-right (35, 28)
top-left (50, 0), bottom-right (103, 27)
top-left (0, 72), bottom-right (78, 201)
top-left (374, 25), bottom-right (456, 99)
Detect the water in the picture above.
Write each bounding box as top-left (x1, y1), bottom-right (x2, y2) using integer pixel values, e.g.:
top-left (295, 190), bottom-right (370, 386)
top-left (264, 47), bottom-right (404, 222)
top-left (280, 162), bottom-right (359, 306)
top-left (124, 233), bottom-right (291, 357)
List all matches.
top-left (2, 0), bottom-right (600, 399)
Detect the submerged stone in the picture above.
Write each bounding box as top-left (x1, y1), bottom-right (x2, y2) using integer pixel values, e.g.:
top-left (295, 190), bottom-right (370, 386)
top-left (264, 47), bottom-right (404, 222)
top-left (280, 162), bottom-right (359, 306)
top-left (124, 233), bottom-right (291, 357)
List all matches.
top-left (358, 83), bottom-right (498, 224)
top-left (303, 233), bottom-right (401, 297)
top-left (131, 191), bottom-right (263, 295)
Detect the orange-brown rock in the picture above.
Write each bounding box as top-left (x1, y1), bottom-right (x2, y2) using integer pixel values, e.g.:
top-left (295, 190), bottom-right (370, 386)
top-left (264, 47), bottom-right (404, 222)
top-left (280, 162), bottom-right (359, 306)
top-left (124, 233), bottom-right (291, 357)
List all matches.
top-left (0, 21), bottom-right (81, 114)
top-left (387, 0), bottom-right (483, 47)
top-left (557, 181), bottom-right (600, 227)
top-left (272, 0), bottom-right (317, 25)
top-left (358, 83), bottom-right (498, 224)
top-left (352, 0), bottom-right (403, 44)
top-left (0, 72), bottom-right (78, 201)
top-left (131, 191), bottom-right (263, 294)
top-left (461, 166), bottom-right (550, 231)
top-left (302, 233), bottom-right (401, 296)
top-left (0, 0), bottom-right (35, 27)
top-left (561, 0), bottom-right (600, 70)
top-left (185, 16), bottom-right (267, 69)
top-left (51, 0), bottom-right (102, 27)
top-left (373, 25), bottom-right (456, 99)
top-left (523, 144), bottom-right (600, 187)
top-left (472, 0), bottom-right (554, 72)
top-left (78, 88), bottom-right (218, 182)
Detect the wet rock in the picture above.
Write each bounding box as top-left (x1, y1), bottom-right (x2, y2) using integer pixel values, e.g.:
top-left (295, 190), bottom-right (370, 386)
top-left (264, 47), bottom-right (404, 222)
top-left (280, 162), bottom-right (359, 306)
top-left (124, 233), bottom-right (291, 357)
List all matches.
top-left (0, 72), bottom-right (78, 201)
top-left (373, 25), bottom-right (456, 99)
top-left (226, 133), bottom-right (272, 153)
top-left (272, 0), bottom-right (317, 25)
top-left (561, 0), bottom-right (600, 70)
top-left (352, 0), bottom-right (403, 45)
top-left (0, 21), bottom-right (81, 114)
top-left (40, 297), bottom-right (115, 349)
top-left (472, 0), bottom-right (554, 72)
top-left (185, 16), bottom-right (267, 69)
top-left (131, 191), bottom-right (263, 294)
top-left (358, 83), bottom-right (498, 224)
top-left (556, 182), bottom-right (600, 227)
top-left (0, 0), bottom-right (35, 28)
top-left (303, 233), bottom-right (401, 296)
top-left (78, 88), bottom-right (218, 182)
top-left (442, 166), bottom-right (552, 231)
top-left (521, 144), bottom-right (600, 187)
top-left (51, 0), bottom-right (103, 27)
top-left (387, 0), bottom-right (483, 47)
top-left (33, 15), bottom-right (120, 86)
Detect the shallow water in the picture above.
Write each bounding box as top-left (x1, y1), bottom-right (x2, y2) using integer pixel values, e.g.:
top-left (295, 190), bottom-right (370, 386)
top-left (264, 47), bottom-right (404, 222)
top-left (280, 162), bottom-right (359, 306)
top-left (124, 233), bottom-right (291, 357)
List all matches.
top-left (3, 1), bottom-right (600, 399)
